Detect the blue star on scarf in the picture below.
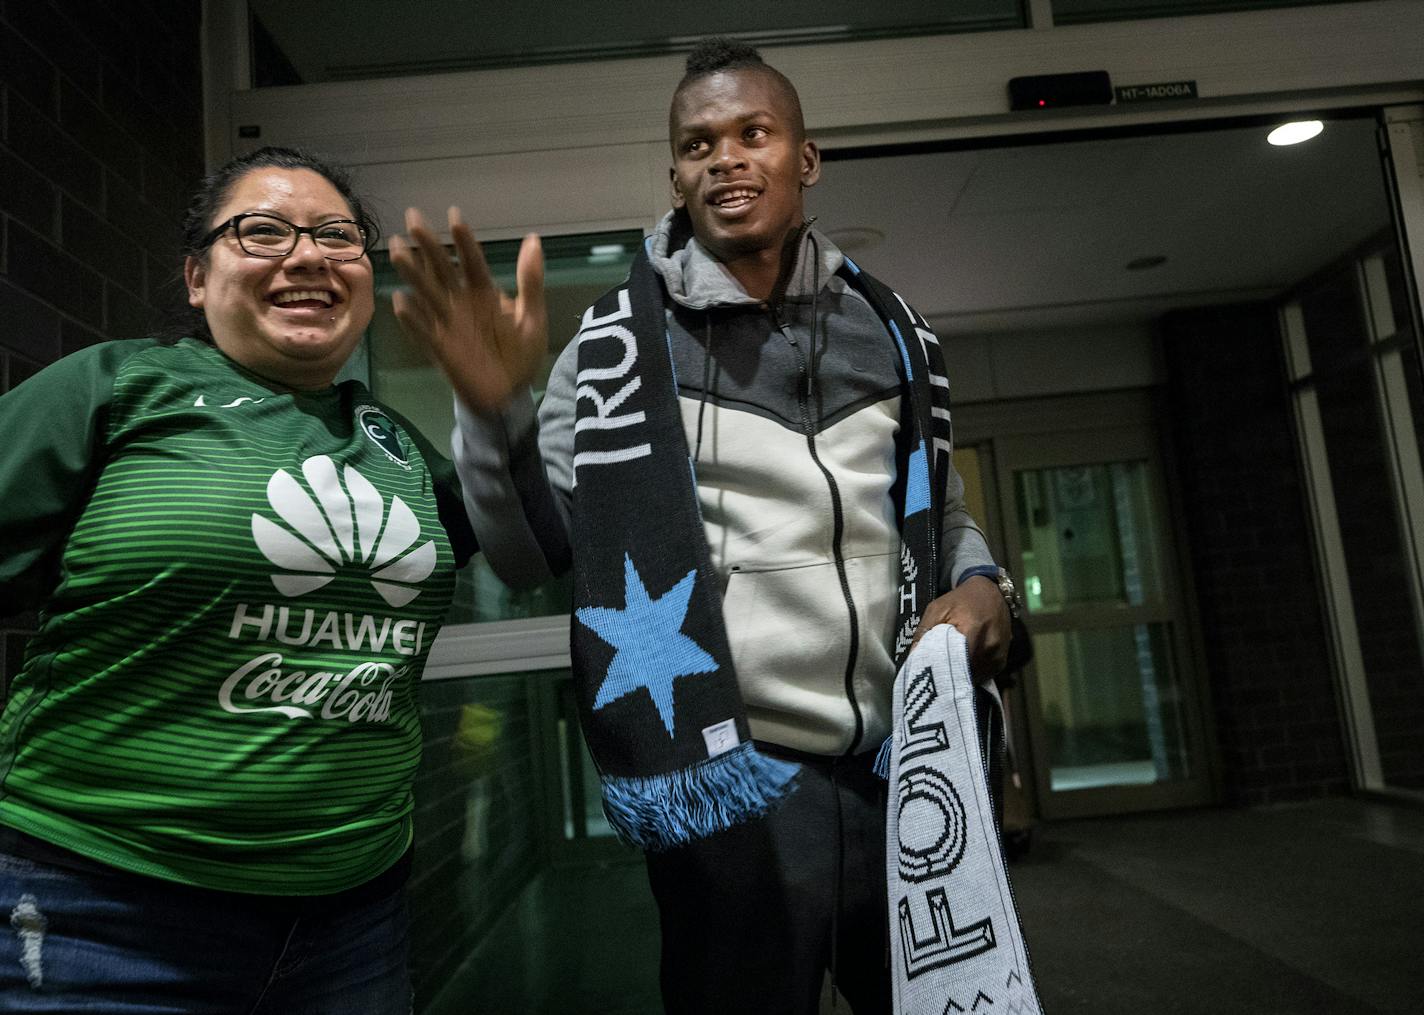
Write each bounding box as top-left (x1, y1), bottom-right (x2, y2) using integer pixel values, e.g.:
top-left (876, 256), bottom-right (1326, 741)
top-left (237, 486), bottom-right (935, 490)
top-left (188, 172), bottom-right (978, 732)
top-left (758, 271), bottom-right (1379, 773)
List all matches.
top-left (576, 555), bottom-right (718, 737)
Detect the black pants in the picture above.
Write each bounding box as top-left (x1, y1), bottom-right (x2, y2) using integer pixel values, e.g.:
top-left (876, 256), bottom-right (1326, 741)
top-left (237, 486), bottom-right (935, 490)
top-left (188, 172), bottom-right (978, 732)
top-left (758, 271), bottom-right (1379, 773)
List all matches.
top-left (644, 745), bottom-right (891, 1015)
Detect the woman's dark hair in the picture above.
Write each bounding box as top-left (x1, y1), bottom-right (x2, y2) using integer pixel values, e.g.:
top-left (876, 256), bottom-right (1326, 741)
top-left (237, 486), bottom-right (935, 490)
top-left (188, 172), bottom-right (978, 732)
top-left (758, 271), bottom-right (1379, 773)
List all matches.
top-left (161, 146), bottom-right (381, 344)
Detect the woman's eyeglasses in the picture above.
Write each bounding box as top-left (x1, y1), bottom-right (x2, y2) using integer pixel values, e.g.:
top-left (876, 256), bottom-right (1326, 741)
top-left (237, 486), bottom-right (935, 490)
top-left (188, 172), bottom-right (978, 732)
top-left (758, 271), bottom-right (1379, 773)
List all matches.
top-left (201, 213), bottom-right (370, 262)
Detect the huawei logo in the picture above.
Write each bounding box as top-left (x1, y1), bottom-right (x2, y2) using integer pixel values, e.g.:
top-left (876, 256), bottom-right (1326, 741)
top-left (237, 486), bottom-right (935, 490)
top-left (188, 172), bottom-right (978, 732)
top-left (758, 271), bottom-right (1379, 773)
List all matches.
top-left (251, 455), bottom-right (436, 608)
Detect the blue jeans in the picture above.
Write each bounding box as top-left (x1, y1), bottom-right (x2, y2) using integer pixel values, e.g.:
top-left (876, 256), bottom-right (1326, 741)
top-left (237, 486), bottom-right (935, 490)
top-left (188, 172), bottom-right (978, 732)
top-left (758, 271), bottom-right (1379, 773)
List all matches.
top-left (0, 844), bottom-right (412, 1014)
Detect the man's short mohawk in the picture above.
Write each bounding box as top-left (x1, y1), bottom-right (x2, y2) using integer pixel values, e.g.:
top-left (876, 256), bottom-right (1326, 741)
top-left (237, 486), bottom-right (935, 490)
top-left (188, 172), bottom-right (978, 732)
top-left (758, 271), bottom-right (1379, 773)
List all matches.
top-left (684, 37), bottom-right (765, 78)
top-left (670, 36), bottom-right (805, 141)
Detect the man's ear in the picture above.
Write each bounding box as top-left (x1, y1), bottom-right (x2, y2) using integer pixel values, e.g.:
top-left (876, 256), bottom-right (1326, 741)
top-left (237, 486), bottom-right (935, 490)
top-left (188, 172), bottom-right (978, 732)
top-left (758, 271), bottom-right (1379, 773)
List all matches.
top-left (670, 166), bottom-right (686, 209)
top-left (184, 256), bottom-right (206, 309)
top-left (800, 139), bottom-right (822, 190)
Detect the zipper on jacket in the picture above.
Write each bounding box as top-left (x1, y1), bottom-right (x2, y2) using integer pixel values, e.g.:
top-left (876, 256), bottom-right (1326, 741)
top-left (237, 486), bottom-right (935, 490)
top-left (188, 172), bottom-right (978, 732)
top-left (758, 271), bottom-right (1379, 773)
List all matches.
top-left (774, 305), bottom-right (865, 755)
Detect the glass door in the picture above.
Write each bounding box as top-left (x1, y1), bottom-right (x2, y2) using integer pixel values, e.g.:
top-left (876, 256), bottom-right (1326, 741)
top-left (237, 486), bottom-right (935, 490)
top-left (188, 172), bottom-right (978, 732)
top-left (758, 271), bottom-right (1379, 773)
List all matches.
top-left (996, 426), bottom-right (1213, 818)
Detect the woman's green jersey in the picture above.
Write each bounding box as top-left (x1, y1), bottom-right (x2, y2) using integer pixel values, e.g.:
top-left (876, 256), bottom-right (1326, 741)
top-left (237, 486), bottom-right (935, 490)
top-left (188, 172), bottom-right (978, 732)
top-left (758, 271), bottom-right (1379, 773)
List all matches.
top-left (0, 338), bottom-right (475, 894)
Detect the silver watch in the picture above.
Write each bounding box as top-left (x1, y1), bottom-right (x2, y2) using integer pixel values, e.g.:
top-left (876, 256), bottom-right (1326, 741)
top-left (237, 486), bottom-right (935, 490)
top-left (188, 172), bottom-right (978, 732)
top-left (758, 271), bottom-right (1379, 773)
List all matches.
top-left (995, 567), bottom-right (1023, 619)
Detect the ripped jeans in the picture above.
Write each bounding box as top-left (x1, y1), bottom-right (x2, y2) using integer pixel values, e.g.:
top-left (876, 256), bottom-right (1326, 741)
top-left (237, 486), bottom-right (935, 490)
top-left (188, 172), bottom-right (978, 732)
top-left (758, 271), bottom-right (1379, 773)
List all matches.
top-left (0, 840), bottom-right (413, 1014)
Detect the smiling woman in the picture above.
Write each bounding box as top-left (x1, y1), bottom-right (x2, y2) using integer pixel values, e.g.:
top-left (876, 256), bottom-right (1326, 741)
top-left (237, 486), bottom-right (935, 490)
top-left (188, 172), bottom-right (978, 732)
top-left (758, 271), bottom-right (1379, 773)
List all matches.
top-left (179, 152), bottom-right (379, 390)
top-left (0, 147), bottom-right (482, 1013)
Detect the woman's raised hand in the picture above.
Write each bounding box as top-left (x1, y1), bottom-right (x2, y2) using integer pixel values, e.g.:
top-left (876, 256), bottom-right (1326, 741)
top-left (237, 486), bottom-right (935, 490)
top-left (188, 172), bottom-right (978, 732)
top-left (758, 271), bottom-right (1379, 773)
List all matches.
top-left (389, 207), bottom-right (547, 413)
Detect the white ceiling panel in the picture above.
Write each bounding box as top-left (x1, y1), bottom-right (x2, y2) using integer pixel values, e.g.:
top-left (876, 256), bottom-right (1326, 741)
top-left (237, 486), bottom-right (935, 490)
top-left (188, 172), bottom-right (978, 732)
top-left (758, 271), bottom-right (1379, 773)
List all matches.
top-left (806, 116), bottom-right (1391, 332)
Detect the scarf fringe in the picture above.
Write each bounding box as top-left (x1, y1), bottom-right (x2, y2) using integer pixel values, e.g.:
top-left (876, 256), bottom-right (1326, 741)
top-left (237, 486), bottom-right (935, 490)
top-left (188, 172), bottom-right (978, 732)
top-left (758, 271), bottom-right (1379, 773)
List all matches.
top-left (872, 734), bottom-right (893, 780)
top-left (600, 742), bottom-right (801, 852)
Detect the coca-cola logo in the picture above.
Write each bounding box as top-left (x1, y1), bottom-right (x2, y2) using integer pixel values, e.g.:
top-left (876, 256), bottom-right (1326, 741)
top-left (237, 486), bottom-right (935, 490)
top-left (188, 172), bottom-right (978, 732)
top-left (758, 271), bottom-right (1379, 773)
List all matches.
top-left (218, 652), bottom-right (403, 723)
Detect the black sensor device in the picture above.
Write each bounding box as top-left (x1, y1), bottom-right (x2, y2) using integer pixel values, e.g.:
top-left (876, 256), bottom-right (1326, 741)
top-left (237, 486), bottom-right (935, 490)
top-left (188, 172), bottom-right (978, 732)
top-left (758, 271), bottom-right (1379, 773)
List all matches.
top-left (1009, 71), bottom-right (1114, 110)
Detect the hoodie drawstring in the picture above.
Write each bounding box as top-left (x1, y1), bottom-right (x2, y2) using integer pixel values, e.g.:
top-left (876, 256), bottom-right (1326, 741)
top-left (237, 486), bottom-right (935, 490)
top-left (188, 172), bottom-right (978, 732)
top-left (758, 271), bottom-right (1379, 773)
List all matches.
top-left (693, 314), bottom-right (714, 464)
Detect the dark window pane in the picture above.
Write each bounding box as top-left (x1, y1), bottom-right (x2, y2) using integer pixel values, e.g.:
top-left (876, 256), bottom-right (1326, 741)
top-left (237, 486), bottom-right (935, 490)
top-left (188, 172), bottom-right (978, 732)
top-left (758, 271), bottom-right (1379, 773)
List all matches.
top-left (1015, 461), bottom-right (1165, 615)
top-left (410, 673), bottom-right (546, 1007)
top-left (410, 671), bottom-right (661, 1010)
top-left (1054, 0), bottom-right (1367, 25)
top-left (1034, 623), bottom-right (1191, 790)
top-left (250, 1), bottom-right (1024, 84)
top-left (1301, 264), bottom-right (1424, 790)
top-left (1300, 266), bottom-right (1369, 377)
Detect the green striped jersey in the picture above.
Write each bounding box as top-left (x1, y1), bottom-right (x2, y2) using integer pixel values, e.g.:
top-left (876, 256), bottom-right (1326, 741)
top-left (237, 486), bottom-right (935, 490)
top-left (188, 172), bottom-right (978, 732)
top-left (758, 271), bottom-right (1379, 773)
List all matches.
top-left (0, 337), bottom-right (475, 894)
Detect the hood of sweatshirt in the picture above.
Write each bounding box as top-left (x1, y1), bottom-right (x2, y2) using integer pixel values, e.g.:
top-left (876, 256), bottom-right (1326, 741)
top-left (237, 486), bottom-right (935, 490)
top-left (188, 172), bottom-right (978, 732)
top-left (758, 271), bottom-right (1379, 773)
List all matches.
top-left (646, 209), bottom-right (847, 311)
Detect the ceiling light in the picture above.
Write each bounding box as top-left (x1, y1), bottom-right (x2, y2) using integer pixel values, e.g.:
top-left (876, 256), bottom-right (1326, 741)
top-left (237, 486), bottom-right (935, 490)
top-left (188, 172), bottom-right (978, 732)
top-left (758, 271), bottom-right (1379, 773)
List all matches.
top-left (587, 243), bottom-right (627, 265)
top-left (1126, 255), bottom-right (1167, 271)
top-left (1267, 120), bottom-right (1324, 146)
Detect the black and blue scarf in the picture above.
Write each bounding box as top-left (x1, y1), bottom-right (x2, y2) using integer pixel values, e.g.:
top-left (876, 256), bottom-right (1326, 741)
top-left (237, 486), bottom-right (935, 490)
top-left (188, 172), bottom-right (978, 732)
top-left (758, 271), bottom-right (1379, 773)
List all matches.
top-left (570, 239), bottom-right (953, 850)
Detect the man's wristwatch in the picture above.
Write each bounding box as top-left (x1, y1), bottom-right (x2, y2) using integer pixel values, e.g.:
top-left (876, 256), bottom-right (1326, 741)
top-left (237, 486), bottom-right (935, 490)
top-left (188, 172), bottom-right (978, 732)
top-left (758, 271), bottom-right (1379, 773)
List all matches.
top-left (995, 567), bottom-right (1024, 620)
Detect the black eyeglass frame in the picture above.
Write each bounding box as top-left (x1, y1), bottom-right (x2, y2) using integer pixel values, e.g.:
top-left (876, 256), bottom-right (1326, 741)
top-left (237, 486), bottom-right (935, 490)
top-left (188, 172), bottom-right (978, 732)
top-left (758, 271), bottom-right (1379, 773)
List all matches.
top-left (199, 212), bottom-right (372, 261)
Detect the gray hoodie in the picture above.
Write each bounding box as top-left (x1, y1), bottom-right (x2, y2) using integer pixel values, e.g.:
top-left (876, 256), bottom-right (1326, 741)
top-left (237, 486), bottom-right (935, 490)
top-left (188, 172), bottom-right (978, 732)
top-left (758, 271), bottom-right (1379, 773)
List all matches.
top-left (453, 211), bottom-right (996, 755)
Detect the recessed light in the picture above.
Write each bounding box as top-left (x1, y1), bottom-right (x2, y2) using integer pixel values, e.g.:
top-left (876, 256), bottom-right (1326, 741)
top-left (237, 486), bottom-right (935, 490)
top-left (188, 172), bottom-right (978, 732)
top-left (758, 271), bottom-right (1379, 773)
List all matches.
top-left (1267, 120), bottom-right (1324, 146)
top-left (1126, 255), bottom-right (1167, 271)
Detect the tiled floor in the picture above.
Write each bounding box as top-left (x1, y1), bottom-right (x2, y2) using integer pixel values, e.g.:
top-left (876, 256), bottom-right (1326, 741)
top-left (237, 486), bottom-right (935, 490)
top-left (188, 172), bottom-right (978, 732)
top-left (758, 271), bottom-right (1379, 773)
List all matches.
top-left (424, 796), bottom-right (1424, 1014)
top-left (1012, 797), bottom-right (1424, 1014)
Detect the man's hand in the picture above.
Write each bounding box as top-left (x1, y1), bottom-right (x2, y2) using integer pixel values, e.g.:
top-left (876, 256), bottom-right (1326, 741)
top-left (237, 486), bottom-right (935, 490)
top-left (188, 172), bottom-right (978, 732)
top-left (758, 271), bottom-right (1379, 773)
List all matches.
top-left (909, 575), bottom-right (1011, 678)
top-left (388, 207), bottom-right (548, 413)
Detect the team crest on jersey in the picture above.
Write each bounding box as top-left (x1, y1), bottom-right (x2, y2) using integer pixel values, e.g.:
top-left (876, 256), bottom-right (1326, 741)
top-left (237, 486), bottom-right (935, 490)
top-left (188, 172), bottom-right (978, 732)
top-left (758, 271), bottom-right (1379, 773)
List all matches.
top-left (251, 455), bottom-right (436, 608)
top-left (356, 405), bottom-right (410, 468)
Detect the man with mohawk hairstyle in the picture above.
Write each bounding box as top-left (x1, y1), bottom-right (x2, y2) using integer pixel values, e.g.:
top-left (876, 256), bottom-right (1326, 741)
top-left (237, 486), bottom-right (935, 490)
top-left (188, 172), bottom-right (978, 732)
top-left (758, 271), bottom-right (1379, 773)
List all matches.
top-left (392, 38), bottom-right (1016, 1014)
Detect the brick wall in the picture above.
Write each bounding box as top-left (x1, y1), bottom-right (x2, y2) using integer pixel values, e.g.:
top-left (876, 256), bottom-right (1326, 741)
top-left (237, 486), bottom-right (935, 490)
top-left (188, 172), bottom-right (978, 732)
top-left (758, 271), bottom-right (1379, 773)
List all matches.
top-left (0, 0), bottom-right (203, 691)
top-left (1161, 303), bottom-right (1352, 804)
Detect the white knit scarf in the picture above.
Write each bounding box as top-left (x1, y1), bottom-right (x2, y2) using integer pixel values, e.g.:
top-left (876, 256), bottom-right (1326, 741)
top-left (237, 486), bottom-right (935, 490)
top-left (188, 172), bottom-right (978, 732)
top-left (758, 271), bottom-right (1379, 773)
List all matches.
top-left (887, 624), bottom-right (1044, 1014)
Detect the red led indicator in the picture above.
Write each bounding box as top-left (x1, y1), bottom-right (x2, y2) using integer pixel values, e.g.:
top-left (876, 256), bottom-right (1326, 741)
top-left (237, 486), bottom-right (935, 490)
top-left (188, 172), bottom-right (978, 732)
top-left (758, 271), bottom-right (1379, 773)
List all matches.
top-left (1038, 99), bottom-right (1046, 107)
